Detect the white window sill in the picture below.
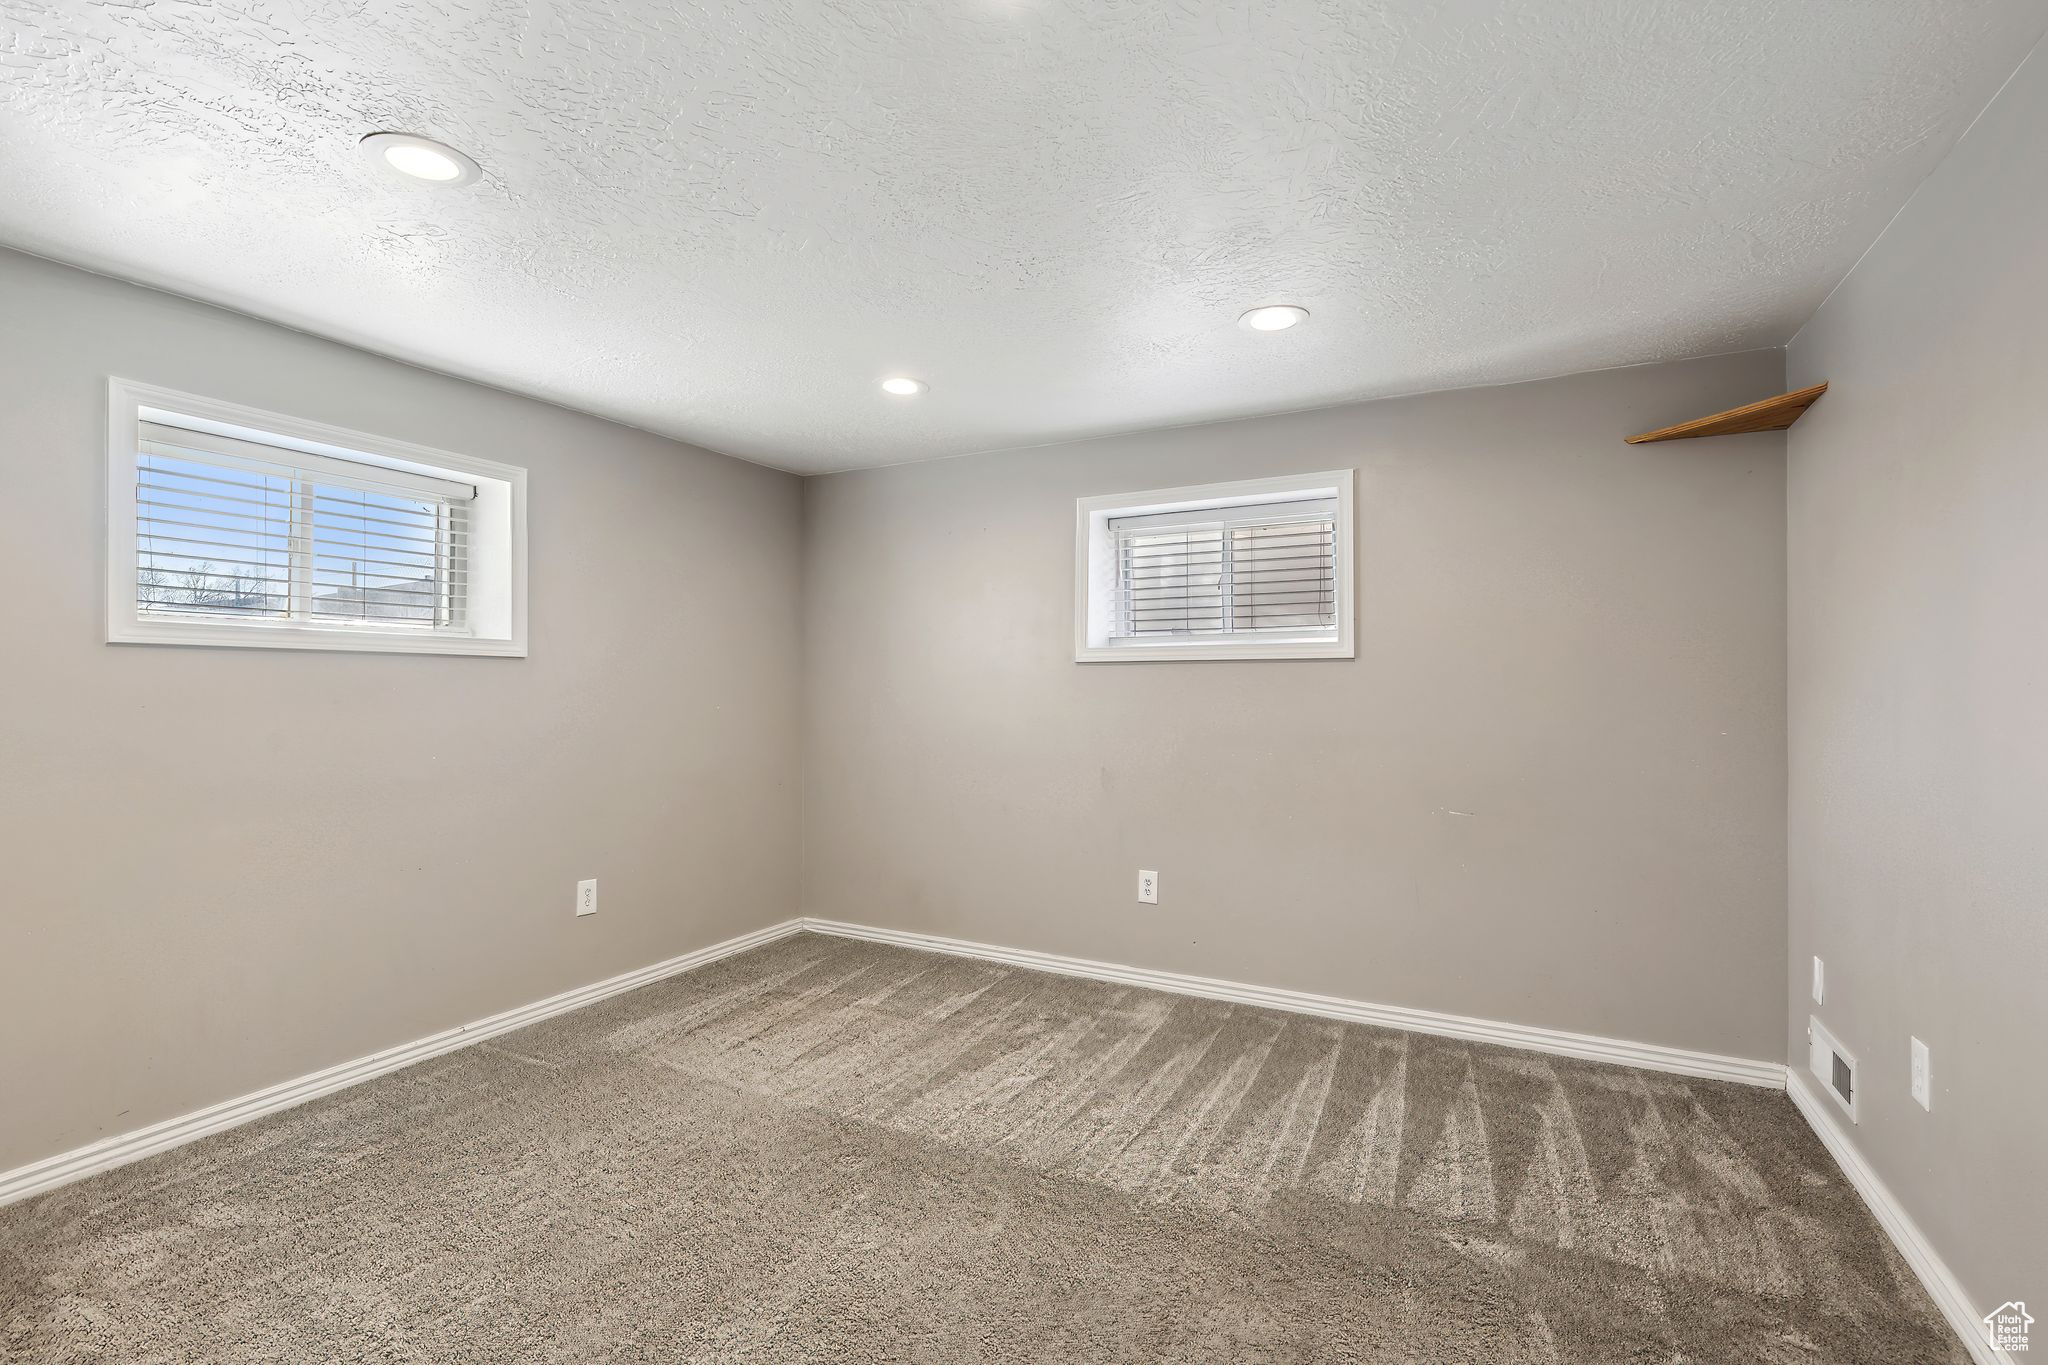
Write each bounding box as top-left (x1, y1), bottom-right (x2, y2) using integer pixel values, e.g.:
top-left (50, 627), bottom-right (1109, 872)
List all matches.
top-left (1075, 636), bottom-right (1353, 663)
top-left (109, 618), bottom-right (525, 657)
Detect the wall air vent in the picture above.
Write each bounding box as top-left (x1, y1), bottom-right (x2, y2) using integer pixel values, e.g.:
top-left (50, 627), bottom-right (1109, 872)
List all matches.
top-left (1809, 1016), bottom-right (1858, 1122)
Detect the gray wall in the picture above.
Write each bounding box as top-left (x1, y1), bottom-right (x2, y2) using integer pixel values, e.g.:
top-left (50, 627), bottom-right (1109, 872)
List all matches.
top-left (803, 350), bottom-right (1789, 1062)
top-left (0, 249), bottom-right (804, 1172)
top-left (1786, 46), bottom-right (2048, 1317)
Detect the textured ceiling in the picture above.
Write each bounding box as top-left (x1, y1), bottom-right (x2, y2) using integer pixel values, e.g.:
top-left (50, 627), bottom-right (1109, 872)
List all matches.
top-left (2, 2), bottom-right (2043, 473)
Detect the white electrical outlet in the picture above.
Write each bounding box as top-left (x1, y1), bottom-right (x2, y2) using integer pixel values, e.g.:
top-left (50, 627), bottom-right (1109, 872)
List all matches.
top-left (1910, 1037), bottom-right (1931, 1110)
top-left (1811, 955), bottom-right (1825, 1004)
top-left (576, 879), bottom-right (598, 917)
top-left (1137, 870), bottom-right (1158, 904)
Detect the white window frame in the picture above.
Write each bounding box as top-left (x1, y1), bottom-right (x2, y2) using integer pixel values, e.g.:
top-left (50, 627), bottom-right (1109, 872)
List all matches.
top-left (106, 379), bottom-right (528, 657)
top-left (1074, 469), bottom-right (1355, 663)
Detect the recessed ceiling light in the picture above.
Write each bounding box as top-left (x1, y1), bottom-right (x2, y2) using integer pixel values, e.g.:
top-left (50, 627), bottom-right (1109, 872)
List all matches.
top-left (880, 377), bottom-right (927, 396)
top-left (360, 132), bottom-right (482, 187)
top-left (1239, 304), bottom-right (1309, 332)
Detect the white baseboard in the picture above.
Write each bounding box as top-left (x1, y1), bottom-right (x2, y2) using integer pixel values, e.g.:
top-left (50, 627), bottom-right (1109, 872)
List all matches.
top-left (798, 918), bottom-right (1787, 1088)
top-left (1786, 1069), bottom-right (2009, 1365)
top-left (0, 918), bottom-right (804, 1208)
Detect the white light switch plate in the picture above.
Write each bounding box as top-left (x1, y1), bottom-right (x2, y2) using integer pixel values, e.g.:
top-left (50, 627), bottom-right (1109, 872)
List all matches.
top-left (1910, 1037), bottom-right (1931, 1110)
top-left (1811, 956), bottom-right (1825, 1004)
top-left (1137, 870), bottom-right (1158, 904)
top-left (576, 879), bottom-right (598, 917)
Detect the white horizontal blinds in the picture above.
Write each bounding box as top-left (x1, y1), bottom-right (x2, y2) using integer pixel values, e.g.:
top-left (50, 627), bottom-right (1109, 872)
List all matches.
top-left (1117, 524), bottom-right (1226, 636)
top-left (137, 422), bottom-right (476, 500)
top-left (1228, 513), bottom-right (1336, 632)
top-left (1112, 497), bottom-right (1337, 640)
top-left (307, 485), bottom-right (469, 629)
top-left (136, 454), bottom-right (295, 620)
top-left (135, 422), bottom-right (474, 632)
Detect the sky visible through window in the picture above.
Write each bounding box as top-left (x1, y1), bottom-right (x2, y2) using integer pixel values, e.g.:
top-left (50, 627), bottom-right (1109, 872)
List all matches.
top-left (137, 452), bottom-right (454, 626)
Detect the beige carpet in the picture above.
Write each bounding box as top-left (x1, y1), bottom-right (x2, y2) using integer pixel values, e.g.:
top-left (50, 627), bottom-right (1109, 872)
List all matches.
top-left (2, 933), bottom-right (1964, 1362)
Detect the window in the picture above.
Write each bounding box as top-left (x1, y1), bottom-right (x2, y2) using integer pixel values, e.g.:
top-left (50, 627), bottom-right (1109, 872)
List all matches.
top-left (1075, 470), bottom-right (1354, 662)
top-left (107, 380), bottom-right (526, 655)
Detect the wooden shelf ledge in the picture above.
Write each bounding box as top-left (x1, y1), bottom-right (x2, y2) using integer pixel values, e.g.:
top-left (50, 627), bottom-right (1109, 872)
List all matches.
top-left (1626, 382), bottom-right (1827, 444)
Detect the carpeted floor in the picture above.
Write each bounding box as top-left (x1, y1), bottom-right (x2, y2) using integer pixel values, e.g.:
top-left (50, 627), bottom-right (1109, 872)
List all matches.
top-left (2, 933), bottom-right (1965, 1363)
